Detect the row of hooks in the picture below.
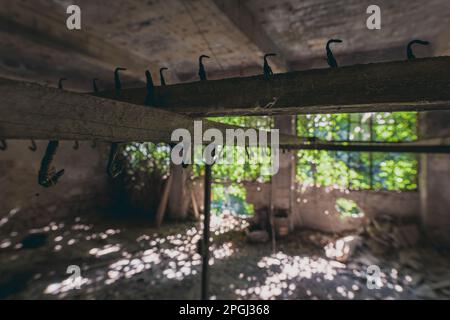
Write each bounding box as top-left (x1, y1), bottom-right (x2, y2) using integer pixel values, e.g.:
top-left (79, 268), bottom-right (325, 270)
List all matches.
top-left (0, 39), bottom-right (429, 188)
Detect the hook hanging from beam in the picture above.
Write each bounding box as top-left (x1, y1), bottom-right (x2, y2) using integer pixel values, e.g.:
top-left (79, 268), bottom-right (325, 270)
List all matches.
top-left (200, 147), bottom-right (216, 300)
top-left (0, 140), bottom-right (7, 151)
top-left (326, 39), bottom-right (343, 68)
top-left (114, 67), bottom-right (127, 96)
top-left (198, 55), bottom-right (210, 81)
top-left (159, 67), bottom-right (168, 86)
top-left (92, 78), bottom-right (99, 93)
top-left (58, 78), bottom-right (67, 90)
top-left (38, 140), bottom-right (65, 187)
top-left (29, 140), bottom-right (37, 152)
top-left (263, 53), bottom-right (276, 79)
top-left (105, 69), bottom-right (126, 179)
top-left (106, 142), bottom-right (123, 178)
top-left (144, 70), bottom-right (155, 106)
top-left (407, 40), bottom-right (430, 61)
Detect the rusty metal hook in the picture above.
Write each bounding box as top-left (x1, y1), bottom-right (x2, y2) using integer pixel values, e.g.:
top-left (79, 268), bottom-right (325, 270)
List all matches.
top-left (38, 140), bottom-right (65, 187)
top-left (114, 67), bottom-right (127, 94)
top-left (114, 68), bottom-right (127, 91)
top-left (198, 55), bottom-right (210, 81)
top-left (29, 139), bottom-right (37, 152)
top-left (58, 78), bottom-right (67, 90)
top-left (0, 140), bottom-right (7, 151)
top-left (145, 70), bottom-right (155, 106)
top-left (92, 78), bottom-right (99, 93)
top-left (159, 67), bottom-right (168, 86)
top-left (263, 53), bottom-right (276, 78)
top-left (326, 39), bottom-right (343, 68)
top-left (407, 40), bottom-right (430, 61)
top-left (106, 142), bottom-right (123, 178)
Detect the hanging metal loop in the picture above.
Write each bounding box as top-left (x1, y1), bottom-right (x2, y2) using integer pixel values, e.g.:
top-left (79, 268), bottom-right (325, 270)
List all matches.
top-left (326, 39), bottom-right (343, 68)
top-left (263, 53), bottom-right (276, 78)
top-left (407, 40), bottom-right (430, 61)
top-left (198, 55), bottom-right (210, 81)
top-left (38, 140), bottom-right (65, 187)
top-left (114, 67), bottom-right (127, 96)
top-left (106, 142), bottom-right (123, 178)
top-left (29, 139), bottom-right (37, 152)
top-left (92, 78), bottom-right (99, 93)
top-left (0, 140), bottom-right (7, 151)
top-left (145, 70), bottom-right (155, 106)
top-left (159, 67), bottom-right (168, 86)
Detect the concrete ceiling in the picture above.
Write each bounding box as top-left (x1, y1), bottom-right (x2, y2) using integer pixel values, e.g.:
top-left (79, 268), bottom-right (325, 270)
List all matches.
top-left (0, 0), bottom-right (449, 91)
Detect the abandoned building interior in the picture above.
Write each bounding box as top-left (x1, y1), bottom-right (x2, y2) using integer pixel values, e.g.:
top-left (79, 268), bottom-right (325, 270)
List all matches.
top-left (1, 0), bottom-right (450, 300)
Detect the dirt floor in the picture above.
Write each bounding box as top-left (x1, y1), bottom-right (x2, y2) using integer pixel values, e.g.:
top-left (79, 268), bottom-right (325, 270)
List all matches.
top-left (0, 211), bottom-right (449, 300)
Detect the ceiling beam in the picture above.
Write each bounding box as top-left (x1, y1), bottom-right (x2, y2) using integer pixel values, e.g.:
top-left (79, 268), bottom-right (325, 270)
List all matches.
top-left (0, 77), bottom-right (303, 146)
top-left (3, 76), bottom-right (450, 154)
top-left (93, 57), bottom-right (450, 117)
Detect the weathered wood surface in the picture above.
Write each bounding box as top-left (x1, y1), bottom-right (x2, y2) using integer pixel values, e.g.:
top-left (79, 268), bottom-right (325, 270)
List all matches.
top-left (0, 77), bottom-right (301, 146)
top-left (94, 57), bottom-right (450, 117)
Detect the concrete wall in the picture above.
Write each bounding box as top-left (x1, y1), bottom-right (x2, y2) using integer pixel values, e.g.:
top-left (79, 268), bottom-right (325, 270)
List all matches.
top-left (246, 182), bottom-right (419, 233)
top-left (191, 178), bottom-right (419, 234)
top-left (419, 111), bottom-right (450, 246)
top-left (0, 140), bottom-right (111, 234)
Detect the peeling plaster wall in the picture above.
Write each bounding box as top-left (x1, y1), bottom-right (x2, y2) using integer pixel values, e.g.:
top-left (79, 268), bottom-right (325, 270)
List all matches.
top-left (0, 140), bottom-right (112, 234)
top-left (191, 180), bottom-right (419, 234)
top-left (245, 182), bottom-right (419, 233)
top-left (419, 111), bottom-right (450, 246)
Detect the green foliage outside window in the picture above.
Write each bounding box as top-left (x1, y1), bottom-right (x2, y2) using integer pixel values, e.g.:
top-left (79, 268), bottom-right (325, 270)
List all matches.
top-left (194, 116), bottom-right (275, 183)
top-left (296, 112), bottom-right (418, 191)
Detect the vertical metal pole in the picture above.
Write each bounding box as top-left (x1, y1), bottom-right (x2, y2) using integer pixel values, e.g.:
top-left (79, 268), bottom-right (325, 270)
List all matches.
top-left (369, 114), bottom-right (374, 189)
top-left (199, 54), bottom-right (211, 300)
top-left (201, 163), bottom-right (212, 300)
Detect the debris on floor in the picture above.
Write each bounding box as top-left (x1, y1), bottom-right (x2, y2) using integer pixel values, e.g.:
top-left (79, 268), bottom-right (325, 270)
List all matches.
top-left (1, 211), bottom-right (450, 299)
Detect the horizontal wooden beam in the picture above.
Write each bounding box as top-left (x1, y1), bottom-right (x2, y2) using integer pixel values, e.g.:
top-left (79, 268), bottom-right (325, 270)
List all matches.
top-left (0, 77), bottom-right (303, 146)
top-left (94, 57), bottom-right (450, 117)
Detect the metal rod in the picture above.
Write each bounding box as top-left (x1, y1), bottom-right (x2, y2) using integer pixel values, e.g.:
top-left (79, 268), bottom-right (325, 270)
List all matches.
top-left (201, 163), bottom-right (212, 300)
top-left (283, 142), bottom-right (450, 153)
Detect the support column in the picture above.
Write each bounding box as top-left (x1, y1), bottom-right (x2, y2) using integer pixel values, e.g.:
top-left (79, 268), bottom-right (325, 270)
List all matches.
top-left (271, 116), bottom-right (296, 229)
top-left (419, 111), bottom-right (450, 247)
top-left (201, 163), bottom-right (212, 300)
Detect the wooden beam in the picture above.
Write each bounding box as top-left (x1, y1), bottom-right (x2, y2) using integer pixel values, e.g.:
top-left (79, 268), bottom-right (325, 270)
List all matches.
top-left (0, 77), bottom-right (302, 146)
top-left (94, 57), bottom-right (450, 117)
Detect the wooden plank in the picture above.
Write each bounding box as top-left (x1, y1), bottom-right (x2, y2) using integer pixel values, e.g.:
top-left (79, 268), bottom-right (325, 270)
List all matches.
top-left (154, 174), bottom-right (173, 228)
top-left (190, 188), bottom-right (200, 220)
top-left (2, 77), bottom-right (450, 154)
top-left (94, 57), bottom-right (450, 116)
top-left (0, 77), bottom-right (301, 146)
